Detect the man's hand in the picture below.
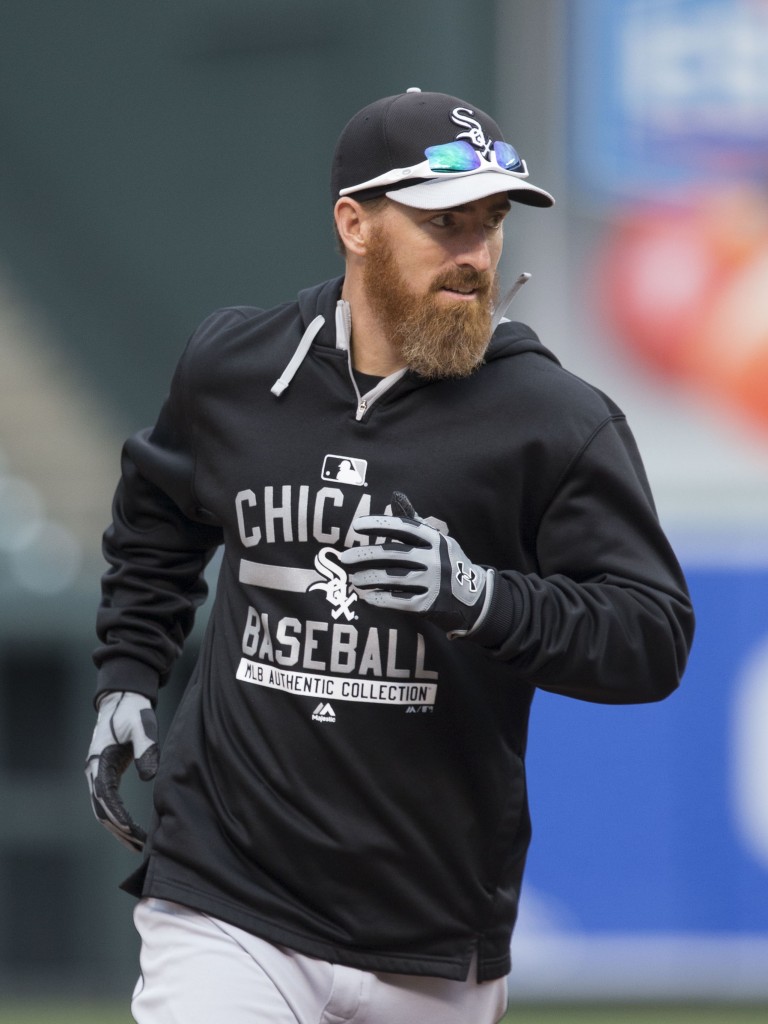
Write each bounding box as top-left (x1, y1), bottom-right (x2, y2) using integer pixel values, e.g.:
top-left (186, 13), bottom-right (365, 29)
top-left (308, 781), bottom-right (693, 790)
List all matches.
top-left (338, 491), bottom-right (494, 638)
top-left (84, 691), bottom-right (159, 853)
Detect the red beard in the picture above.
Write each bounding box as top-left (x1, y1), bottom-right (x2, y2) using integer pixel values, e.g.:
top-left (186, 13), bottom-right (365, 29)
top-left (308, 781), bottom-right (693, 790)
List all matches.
top-left (362, 226), bottom-right (499, 380)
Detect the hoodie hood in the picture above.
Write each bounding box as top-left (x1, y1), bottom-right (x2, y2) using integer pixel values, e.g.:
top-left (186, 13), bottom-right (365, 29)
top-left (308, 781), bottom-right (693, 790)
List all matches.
top-left (484, 317), bottom-right (561, 367)
top-left (296, 276), bottom-right (347, 349)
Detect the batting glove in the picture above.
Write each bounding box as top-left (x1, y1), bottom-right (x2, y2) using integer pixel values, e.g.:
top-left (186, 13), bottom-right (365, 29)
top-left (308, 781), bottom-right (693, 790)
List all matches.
top-left (338, 491), bottom-right (494, 639)
top-left (85, 691), bottom-right (159, 853)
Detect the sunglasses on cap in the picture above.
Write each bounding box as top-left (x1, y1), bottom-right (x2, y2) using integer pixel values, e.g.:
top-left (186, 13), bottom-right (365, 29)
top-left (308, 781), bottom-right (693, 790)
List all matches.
top-left (338, 139), bottom-right (529, 197)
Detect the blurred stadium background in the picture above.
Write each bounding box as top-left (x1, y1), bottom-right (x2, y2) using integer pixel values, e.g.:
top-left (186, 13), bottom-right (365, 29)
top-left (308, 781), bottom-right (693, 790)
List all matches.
top-left (1, 0), bottom-right (767, 1018)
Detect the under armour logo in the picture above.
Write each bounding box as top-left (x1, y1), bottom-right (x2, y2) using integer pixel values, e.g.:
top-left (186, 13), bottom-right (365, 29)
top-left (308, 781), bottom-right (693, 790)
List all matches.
top-left (451, 107), bottom-right (493, 157)
top-left (455, 560), bottom-right (479, 592)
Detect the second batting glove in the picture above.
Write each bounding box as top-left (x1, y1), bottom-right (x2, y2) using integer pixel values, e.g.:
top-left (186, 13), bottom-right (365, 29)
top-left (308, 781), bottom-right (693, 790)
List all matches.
top-left (85, 691), bottom-right (159, 853)
top-left (338, 492), bottom-right (494, 639)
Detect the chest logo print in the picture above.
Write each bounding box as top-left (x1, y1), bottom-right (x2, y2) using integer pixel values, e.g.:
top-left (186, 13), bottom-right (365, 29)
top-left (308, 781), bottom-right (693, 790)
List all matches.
top-left (308, 547), bottom-right (358, 621)
top-left (321, 454), bottom-right (367, 487)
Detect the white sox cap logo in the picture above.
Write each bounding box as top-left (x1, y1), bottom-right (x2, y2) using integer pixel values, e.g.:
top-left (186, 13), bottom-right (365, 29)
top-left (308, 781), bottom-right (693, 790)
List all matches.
top-left (450, 107), bottom-right (493, 157)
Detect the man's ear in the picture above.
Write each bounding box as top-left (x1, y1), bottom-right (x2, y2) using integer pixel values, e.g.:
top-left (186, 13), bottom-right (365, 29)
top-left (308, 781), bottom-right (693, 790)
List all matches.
top-left (334, 197), bottom-right (374, 256)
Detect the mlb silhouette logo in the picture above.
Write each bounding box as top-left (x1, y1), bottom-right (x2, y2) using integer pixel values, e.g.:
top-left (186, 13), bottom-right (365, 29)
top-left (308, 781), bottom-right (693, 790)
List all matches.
top-left (321, 454), bottom-right (367, 487)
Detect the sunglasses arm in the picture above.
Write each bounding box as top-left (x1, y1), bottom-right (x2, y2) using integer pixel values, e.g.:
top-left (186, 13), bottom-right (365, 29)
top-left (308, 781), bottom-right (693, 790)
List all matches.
top-left (491, 272), bottom-right (531, 332)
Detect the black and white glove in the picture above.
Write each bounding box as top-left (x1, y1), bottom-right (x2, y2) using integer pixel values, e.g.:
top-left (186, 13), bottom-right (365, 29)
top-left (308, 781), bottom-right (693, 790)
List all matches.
top-left (338, 492), bottom-right (494, 639)
top-left (84, 691), bottom-right (159, 853)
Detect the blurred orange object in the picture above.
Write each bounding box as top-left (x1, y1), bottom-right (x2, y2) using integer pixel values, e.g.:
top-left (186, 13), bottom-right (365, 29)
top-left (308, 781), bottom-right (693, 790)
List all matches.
top-left (595, 188), bottom-right (768, 434)
top-left (689, 247), bottom-right (768, 430)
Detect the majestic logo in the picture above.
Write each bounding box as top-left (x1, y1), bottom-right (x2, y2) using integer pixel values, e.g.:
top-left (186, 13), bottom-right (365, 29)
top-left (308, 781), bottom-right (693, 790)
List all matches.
top-left (321, 454), bottom-right (367, 487)
top-left (312, 701), bottom-right (336, 723)
top-left (451, 107), bottom-right (493, 157)
top-left (308, 546), bottom-right (358, 621)
top-left (455, 560), bottom-right (479, 592)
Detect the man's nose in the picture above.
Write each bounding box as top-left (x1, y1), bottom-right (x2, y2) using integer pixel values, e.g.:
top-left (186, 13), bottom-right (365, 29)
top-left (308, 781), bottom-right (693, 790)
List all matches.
top-left (456, 228), bottom-right (493, 272)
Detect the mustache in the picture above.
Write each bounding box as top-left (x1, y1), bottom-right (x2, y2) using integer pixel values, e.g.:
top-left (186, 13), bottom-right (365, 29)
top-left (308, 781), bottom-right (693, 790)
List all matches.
top-left (430, 268), bottom-right (494, 295)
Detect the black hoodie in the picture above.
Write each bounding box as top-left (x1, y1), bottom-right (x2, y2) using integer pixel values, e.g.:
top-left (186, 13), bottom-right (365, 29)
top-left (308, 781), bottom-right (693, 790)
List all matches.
top-left (95, 276), bottom-right (694, 982)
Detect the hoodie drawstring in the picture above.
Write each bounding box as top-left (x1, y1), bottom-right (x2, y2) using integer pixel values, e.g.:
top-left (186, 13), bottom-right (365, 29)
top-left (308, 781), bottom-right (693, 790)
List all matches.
top-left (270, 315), bottom-right (325, 397)
top-left (271, 276), bottom-right (530, 399)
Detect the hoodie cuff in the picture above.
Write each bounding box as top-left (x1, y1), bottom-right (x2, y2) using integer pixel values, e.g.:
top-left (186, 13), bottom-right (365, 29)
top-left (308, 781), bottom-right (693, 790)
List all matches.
top-left (466, 573), bottom-right (518, 651)
top-left (94, 657), bottom-right (162, 709)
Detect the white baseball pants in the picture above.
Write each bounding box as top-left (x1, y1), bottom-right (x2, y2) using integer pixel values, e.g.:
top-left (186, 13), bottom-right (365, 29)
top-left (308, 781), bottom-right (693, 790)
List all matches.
top-left (131, 898), bottom-right (509, 1024)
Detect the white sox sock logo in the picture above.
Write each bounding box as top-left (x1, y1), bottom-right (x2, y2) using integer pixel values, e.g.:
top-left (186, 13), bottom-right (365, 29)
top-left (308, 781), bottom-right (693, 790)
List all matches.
top-left (455, 560), bottom-right (479, 592)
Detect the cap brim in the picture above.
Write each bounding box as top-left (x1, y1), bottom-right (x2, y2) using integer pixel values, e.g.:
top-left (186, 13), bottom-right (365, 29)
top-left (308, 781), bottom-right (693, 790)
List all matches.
top-left (385, 169), bottom-right (554, 209)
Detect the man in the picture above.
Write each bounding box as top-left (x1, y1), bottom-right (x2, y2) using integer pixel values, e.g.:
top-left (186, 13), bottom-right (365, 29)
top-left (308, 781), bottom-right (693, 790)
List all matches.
top-left (86, 89), bottom-right (694, 1024)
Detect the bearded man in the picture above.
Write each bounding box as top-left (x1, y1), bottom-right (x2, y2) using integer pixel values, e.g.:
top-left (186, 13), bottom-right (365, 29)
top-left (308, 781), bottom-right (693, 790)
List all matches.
top-left (86, 89), bottom-right (694, 1024)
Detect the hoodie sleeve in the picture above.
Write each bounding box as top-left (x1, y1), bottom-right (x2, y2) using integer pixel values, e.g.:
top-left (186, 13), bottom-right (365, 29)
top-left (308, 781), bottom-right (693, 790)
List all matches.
top-left (92, 315), bottom-right (233, 706)
top-left (470, 413), bottom-right (694, 704)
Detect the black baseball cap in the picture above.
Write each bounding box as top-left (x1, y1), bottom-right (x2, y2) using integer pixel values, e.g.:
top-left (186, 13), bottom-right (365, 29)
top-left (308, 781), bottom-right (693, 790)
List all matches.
top-left (331, 87), bottom-right (554, 209)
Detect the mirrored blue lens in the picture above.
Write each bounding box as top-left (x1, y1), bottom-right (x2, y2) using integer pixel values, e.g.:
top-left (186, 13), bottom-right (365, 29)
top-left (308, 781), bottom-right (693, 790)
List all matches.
top-left (425, 140), bottom-right (481, 173)
top-left (493, 141), bottom-right (524, 171)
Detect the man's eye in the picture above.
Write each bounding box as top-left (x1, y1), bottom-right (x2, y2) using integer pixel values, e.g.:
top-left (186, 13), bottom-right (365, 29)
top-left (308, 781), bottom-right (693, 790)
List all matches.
top-left (430, 214), bottom-right (453, 228)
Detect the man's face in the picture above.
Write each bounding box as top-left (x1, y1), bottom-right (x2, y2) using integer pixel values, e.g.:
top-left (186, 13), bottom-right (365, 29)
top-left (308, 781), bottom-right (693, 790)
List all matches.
top-left (361, 194), bottom-right (509, 379)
